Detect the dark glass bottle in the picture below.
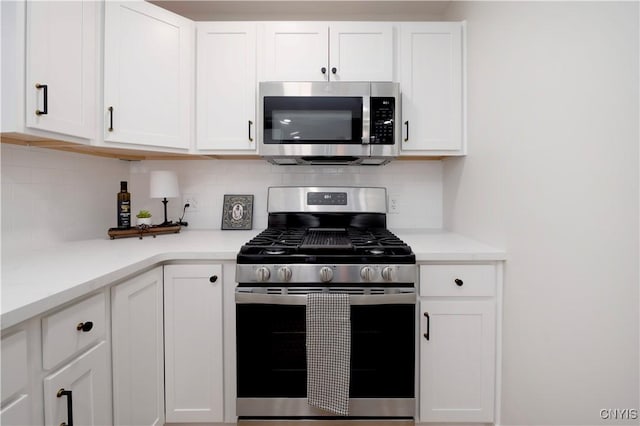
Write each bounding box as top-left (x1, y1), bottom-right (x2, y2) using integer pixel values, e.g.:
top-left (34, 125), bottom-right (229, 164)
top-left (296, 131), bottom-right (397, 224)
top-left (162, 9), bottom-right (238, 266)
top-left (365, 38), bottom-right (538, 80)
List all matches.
top-left (117, 181), bottom-right (131, 229)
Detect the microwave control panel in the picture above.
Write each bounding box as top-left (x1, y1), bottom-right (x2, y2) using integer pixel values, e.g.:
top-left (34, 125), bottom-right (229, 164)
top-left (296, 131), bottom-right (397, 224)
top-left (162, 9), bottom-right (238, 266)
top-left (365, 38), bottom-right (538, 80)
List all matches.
top-left (370, 97), bottom-right (395, 145)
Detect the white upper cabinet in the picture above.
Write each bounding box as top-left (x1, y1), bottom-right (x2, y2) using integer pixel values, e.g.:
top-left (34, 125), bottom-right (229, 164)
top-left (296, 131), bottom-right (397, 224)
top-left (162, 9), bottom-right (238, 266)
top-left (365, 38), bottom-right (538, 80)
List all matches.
top-left (399, 22), bottom-right (465, 154)
top-left (329, 23), bottom-right (394, 82)
top-left (262, 22), bottom-right (329, 81)
top-left (197, 23), bottom-right (257, 152)
top-left (103, 0), bottom-right (194, 150)
top-left (24, 0), bottom-right (98, 140)
top-left (262, 22), bottom-right (394, 82)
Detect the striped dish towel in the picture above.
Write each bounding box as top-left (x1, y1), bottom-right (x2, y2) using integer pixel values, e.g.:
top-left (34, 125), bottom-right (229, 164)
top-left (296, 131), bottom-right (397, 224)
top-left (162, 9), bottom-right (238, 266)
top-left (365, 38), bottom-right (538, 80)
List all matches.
top-left (306, 292), bottom-right (351, 416)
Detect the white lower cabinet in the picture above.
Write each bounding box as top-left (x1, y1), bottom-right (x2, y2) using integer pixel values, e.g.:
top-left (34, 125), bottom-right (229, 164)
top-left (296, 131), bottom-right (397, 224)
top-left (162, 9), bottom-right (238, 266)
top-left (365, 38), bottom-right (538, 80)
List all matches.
top-left (1, 329), bottom-right (31, 426)
top-left (43, 341), bottom-right (110, 426)
top-left (164, 264), bottom-right (224, 423)
top-left (418, 264), bottom-right (498, 424)
top-left (112, 267), bottom-right (164, 426)
top-left (419, 300), bottom-right (495, 423)
top-left (0, 394), bottom-right (30, 426)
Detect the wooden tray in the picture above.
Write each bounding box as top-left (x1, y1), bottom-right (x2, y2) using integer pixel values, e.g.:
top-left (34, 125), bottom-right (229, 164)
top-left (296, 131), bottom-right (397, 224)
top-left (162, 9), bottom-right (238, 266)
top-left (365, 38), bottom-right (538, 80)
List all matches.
top-left (108, 225), bottom-right (181, 240)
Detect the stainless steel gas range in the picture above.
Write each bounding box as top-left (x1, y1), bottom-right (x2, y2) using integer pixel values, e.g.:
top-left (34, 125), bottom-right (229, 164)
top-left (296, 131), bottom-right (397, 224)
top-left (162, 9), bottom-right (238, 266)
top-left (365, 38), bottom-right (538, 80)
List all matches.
top-left (235, 187), bottom-right (417, 423)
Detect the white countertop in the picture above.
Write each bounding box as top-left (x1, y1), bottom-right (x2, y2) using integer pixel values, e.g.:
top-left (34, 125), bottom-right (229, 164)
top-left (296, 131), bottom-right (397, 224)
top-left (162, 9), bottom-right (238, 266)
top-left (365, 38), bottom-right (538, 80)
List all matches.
top-left (1, 228), bottom-right (504, 330)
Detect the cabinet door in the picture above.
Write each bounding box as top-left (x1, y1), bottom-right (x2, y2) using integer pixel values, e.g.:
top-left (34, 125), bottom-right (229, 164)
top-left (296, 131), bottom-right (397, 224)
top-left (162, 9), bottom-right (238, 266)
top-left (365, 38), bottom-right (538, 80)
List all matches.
top-left (43, 341), bottom-right (110, 426)
top-left (1, 329), bottom-right (30, 426)
top-left (262, 22), bottom-right (329, 81)
top-left (112, 268), bottom-right (164, 426)
top-left (104, 0), bottom-right (194, 150)
top-left (25, 0), bottom-right (97, 139)
top-left (197, 23), bottom-right (256, 151)
top-left (400, 22), bottom-right (464, 154)
top-left (420, 300), bottom-right (495, 423)
top-left (164, 264), bottom-right (224, 423)
top-left (329, 23), bottom-right (393, 81)
top-left (0, 394), bottom-right (30, 426)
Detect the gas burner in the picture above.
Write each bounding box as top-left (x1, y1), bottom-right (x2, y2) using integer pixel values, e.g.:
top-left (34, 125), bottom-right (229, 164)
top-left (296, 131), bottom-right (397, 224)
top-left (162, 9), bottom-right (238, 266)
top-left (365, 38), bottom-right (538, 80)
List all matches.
top-left (368, 248), bottom-right (385, 255)
top-left (264, 248), bottom-right (286, 255)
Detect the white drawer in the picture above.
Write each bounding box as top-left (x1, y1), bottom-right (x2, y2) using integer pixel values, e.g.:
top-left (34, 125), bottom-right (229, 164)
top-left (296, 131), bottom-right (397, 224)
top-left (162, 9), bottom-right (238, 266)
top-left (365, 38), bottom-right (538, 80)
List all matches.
top-left (420, 264), bottom-right (496, 297)
top-left (1, 330), bottom-right (28, 404)
top-left (42, 292), bottom-right (106, 370)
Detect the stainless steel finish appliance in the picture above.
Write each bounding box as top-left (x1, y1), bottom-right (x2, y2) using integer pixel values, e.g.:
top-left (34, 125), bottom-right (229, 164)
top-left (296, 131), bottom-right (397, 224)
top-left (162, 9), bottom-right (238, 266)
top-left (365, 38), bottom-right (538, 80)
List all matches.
top-left (258, 82), bottom-right (400, 165)
top-left (235, 186), bottom-right (417, 422)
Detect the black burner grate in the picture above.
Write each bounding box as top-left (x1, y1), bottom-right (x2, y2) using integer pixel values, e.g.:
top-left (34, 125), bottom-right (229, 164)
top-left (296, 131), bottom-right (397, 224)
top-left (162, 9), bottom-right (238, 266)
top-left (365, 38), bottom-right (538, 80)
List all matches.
top-left (300, 228), bottom-right (352, 249)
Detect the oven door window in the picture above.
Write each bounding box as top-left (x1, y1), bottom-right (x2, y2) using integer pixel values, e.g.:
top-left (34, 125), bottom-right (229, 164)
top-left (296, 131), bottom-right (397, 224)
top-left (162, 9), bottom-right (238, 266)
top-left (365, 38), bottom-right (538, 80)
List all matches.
top-left (263, 97), bottom-right (363, 144)
top-left (236, 303), bottom-right (415, 398)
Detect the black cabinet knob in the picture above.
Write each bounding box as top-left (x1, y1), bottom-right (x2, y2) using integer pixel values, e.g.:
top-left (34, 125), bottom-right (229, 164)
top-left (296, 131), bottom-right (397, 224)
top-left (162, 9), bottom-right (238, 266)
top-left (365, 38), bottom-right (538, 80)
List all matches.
top-left (209, 275), bottom-right (218, 283)
top-left (321, 67), bottom-right (327, 74)
top-left (76, 321), bottom-right (93, 332)
top-left (455, 278), bottom-right (464, 286)
top-left (331, 67), bottom-right (337, 74)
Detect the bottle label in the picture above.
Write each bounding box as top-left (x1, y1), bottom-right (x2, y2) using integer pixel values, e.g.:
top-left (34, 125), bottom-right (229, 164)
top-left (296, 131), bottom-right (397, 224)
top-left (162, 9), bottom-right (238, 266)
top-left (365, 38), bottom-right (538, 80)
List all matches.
top-left (118, 200), bottom-right (131, 228)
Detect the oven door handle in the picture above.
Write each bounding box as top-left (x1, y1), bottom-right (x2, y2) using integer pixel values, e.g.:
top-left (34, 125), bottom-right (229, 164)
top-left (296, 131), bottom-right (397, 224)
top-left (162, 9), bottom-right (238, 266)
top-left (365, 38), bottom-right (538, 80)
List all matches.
top-left (235, 291), bottom-right (416, 305)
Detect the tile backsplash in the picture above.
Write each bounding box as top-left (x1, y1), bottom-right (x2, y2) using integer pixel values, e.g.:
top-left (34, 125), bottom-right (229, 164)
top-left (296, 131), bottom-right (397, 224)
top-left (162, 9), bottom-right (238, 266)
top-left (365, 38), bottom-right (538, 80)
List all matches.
top-left (1, 144), bottom-right (443, 253)
top-left (130, 159), bottom-right (443, 230)
top-left (1, 144), bottom-right (130, 252)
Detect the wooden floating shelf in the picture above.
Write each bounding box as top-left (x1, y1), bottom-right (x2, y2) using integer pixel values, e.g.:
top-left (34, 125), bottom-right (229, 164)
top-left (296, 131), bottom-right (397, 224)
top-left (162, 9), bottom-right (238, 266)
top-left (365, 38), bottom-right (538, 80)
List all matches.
top-left (108, 225), bottom-right (181, 240)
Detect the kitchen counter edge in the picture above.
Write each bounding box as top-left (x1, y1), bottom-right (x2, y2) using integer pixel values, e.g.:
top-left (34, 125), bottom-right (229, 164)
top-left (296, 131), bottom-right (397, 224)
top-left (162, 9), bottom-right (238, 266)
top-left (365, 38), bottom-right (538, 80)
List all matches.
top-left (1, 229), bottom-right (505, 331)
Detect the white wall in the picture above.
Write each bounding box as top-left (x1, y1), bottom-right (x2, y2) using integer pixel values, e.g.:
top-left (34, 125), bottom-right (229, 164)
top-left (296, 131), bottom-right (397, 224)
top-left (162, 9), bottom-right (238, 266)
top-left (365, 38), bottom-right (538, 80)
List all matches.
top-left (443, 2), bottom-right (639, 425)
top-left (128, 159), bottom-right (443, 230)
top-left (1, 144), bottom-right (130, 252)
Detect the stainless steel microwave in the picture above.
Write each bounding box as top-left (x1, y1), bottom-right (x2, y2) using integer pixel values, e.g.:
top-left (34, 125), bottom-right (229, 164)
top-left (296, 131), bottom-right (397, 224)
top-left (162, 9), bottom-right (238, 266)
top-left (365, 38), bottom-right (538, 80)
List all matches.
top-left (258, 81), bottom-right (400, 165)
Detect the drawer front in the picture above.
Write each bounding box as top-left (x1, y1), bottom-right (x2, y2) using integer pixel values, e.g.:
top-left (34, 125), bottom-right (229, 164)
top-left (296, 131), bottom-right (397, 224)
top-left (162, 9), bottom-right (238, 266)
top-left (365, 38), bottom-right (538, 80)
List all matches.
top-left (1, 330), bottom-right (28, 404)
top-left (42, 292), bottom-right (106, 370)
top-left (420, 264), bottom-right (496, 297)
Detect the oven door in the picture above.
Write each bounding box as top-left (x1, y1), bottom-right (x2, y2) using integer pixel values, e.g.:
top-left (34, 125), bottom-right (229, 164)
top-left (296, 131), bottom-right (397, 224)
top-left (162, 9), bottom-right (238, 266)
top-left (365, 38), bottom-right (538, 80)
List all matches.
top-left (235, 288), bottom-right (415, 418)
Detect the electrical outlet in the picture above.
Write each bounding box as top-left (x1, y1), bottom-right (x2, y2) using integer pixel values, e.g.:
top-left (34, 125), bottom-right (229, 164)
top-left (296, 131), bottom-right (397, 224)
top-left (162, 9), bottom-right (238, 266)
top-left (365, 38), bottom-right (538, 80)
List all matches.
top-left (389, 197), bottom-right (399, 214)
top-left (183, 194), bottom-right (199, 212)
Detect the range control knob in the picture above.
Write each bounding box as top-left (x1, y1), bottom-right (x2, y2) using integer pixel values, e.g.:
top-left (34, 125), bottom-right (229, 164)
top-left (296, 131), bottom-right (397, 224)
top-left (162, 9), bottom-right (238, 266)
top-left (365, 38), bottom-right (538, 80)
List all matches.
top-left (278, 266), bottom-right (292, 282)
top-left (360, 266), bottom-right (375, 282)
top-left (255, 266), bottom-right (271, 282)
top-left (382, 266), bottom-right (395, 282)
top-left (319, 266), bottom-right (334, 283)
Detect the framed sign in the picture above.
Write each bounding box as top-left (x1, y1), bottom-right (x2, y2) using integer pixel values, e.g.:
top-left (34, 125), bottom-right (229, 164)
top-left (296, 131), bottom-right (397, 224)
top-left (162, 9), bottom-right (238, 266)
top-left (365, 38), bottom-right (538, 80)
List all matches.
top-left (221, 194), bottom-right (254, 230)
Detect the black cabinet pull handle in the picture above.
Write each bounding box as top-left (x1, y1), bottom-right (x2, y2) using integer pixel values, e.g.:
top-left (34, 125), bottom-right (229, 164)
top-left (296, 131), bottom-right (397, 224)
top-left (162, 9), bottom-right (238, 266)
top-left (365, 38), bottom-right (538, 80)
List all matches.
top-left (404, 121), bottom-right (409, 142)
top-left (57, 388), bottom-right (73, 426)
top-left (248, 120), bottom-right (253, 142)
top-left (76, 321), bottom-right (93, 332)
top-left (321, 67), bottom-right (327, 74)
top-left (108, 106), bottom-right (114, 132)
top-left (35, 83), bottom-right (48, 116)
top-left (331, 67), bottom-right (337, 74)
top-left (209, 275), bottom-right (218, 283)
top-left (455, 278), bottom-right (464, 286)
top-left (423, 312), bottom-right (430, 340)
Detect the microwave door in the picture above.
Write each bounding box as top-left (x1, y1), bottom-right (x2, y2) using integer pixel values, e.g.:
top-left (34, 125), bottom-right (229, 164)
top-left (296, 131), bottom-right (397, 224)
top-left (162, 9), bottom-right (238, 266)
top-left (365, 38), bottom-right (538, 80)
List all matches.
top-left (263, 96), bottom-right (366, 145)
